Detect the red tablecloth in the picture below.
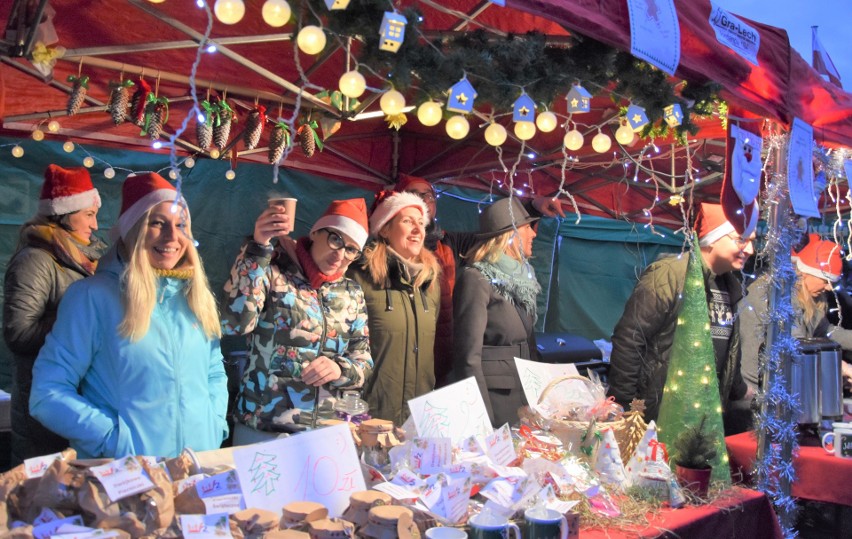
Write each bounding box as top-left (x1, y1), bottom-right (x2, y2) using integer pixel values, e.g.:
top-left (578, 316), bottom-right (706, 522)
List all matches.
top-left (725, 431), bottom-right (852, 507)
top-left (581, 487), bottom-right (782, 539)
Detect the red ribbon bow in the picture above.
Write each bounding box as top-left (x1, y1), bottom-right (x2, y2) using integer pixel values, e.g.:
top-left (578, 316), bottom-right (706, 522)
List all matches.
top-left (648, 439), bottom-right (669, 463)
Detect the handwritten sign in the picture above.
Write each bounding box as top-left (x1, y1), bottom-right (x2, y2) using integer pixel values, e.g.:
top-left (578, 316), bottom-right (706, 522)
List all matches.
top-left (408, 377), bottom-right (492, 443)
top-left (24, 452), bottom-right (63, 479)
top-left (179, 514), bottom-right (233, 538)
top-left (409, 438), bottom-right (452, 475)
top-left (788, 118), bottom-right (819, 218)
top-left (627, 0), bottom-right (680, 75)
top-left (232, 422), bottom-right (364, 517)
top-left (515, 357), bottom-right (593, 415)
top-left (202, 494), bottom-right (244, 515)
top-left (89, 456), bottom-right (155, 502)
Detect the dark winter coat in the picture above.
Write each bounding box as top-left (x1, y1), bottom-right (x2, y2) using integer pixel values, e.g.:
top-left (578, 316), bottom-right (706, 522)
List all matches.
top-left (350, 253), bottom-right (440, 425)
top-left (4, 234), bottom-right (106, 465)
top-left (452, 265), bottom-right (541, 427)
top-left (608, 254), bottom-right (748, 422)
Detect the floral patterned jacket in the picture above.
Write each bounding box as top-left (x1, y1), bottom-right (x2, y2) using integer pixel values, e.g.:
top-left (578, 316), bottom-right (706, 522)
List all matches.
top-left (222, 240), bottom-right (372, 431)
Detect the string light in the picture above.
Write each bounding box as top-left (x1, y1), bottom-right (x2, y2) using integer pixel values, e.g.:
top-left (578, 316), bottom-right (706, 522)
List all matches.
top-left (11, 145), bottom-right (24, 158)
top-left (213, 0), bottom-right (245, 25)
top-left (445, 115), bottom-right (469, 140)
top-left (379, 89), bottom-right (406, 115)
top-left (591, 130), bottom-right (611, 153)
top-left (62, 141), bottom-right (75, 153)
top-left (563, 128), bottom-right (583, 151)
top-left (83, 156), bottom-right (95, 168)
top-left (484, 123), bottom-right (507, 146)
top-left (416, 101), bottom-right (442, 126)
top-left (225, 169), bottom-right (236, 180)
top-left (297, 25), bottom-right (326, 55)
top-left (32, 129), bottom-right (45, 141)
top-left (185, 157), bottom-right (196, 168)
top-left (47, 120), bottom-right (61, 133)
top-left (513, 121), bottom-right (536, 141)
top-left (104, 167), bottom-right (116, 179)
top-left (535, 111), bottom-right (558, 133)
top-left (339, 70), bottom-right (366, 98)
top-left (261, 0), bottom-right (291, 27)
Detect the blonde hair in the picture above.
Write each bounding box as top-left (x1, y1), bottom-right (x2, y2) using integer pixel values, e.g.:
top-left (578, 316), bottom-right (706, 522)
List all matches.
top-left (464, 229), bottom-right (522, 264)
top-left (118, 207), bottom-right (221, 342)
top-left (796, 276), bottom-right (827, 331)
top-left (362, 239), bottom-right (441, 292)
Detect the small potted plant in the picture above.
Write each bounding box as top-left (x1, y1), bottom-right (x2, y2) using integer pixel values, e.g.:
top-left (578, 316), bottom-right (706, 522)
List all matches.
top-left (670, 414), bottom-right (716, 497)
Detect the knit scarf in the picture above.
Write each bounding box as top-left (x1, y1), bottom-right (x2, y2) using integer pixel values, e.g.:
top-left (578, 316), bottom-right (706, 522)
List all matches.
top-left (154, 267), bottom-right (194, 280)
top-left (295, 237), bottom-right (343, 289)
top-left (387, 245), bottom-right (424, 283)
top-left (473, 254), bottom-right (541, 322)
top-left (19, 223), bottom-right (106, 276)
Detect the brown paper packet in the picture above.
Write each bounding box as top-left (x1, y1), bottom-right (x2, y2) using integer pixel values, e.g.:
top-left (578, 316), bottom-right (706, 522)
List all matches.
top-left (0, 466), bottom-right (27, 532)
top-left (163, 453), bottom-right (194, 483)
top-left (29, 457), bottom-right (88, 520)
top-left (231, 508), bottom-right (280, 537)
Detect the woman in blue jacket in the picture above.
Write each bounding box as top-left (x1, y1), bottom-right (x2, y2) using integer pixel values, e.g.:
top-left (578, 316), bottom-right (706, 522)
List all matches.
top-left (30, 172), bottom-right (227, 458)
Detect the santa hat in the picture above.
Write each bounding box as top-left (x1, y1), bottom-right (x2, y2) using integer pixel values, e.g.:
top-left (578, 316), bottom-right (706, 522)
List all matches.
top-left (310, 198), bottom-right (369, 249)
top-left (38, 164), bottom-right (101, 216)
top-left (117, 172), bottom-right (185, 241)
top-left (797, 239), bottom-right (842, 283)
top-left (368, 191), bottom-right (429, 236)
top-left (695, 202), bottom-right (756, 247)
top-left (393, 174), bottom-right (434, 195)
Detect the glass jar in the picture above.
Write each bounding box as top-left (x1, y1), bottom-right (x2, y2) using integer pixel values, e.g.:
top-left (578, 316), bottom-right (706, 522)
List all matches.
top-left (281, 501), bottom-right (327, 529)
top-left (341, 490), bottom-right (392, 530)
top-left (360, 505), bottom-right (414, 539)
top-left (358, 419), bottom-right (400, 473)
top-left (333, 391), bottom-right (370, 424)
top-left (307, 518), bottom-right (355, 539)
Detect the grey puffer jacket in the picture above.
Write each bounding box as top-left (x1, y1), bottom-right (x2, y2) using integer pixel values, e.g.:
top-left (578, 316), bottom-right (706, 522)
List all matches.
top-left (4, 233), bottom-right (107, 465)
top-left (607, 254), bottom-right (748, 422)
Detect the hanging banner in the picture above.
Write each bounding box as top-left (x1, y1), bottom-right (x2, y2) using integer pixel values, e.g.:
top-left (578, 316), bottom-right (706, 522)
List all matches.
top-left (708, 3), bottom-right (760, 66)
top-left (787, 118), bottom-right (819, 218)
top-left (626, 0), bottom-right (680, 75)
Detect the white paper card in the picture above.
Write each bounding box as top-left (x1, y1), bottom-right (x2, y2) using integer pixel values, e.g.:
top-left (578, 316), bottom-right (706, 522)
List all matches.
top-left (51, 524), bottom-right (122, 539)
top-left (89, 456), bottom-right (155, 502)
top-left (373, 481), bottom-right (420, 501)
top-left (440, 474), bottom-right (472, 524)
top-left (24, 452), bottom-right (63, 479)
top-left (202, 494), bottom-right (244, 515)
top-left (514, 358), bottom-right (580, 411)
top-left (180, 514), bottom-right (233, 538)
top-left (408, 377), bottom-right (492, 443)
top-left (708, 3), bottom-right (760, 66)
top-left (175, 474), bottom-right (205, 495)
top-left (410, 438), bottom-right (452, 475)
top-left (233, 422), bottom-right (364, 517)
top-left (34, 516), bottom-right (83, 539)
top-left (788, 118), bottom-right (819, 218)
top-left (482, 424), bottom-right (517, 466)
top-left (196, 470), bottom-right (241, 498)
top-left (627, 0), bottom-right (680, 75)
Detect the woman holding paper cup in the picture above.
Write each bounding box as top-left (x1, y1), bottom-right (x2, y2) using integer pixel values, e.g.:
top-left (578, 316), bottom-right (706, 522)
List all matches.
top-left (30, 173), bottom-right (228, 458)
top-left (349, 191), bottom-right (441, 425)
top-left (452, 197), bottom-right (542, 427)
top-left (222, 198), bottom-right (373, 444)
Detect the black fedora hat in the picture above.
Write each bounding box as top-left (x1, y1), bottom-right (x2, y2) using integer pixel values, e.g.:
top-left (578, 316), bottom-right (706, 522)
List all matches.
top-left (476, 197), bottom-right (539, 239)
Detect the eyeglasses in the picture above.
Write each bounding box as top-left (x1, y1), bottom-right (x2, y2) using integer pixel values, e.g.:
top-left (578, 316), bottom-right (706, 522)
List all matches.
top-left (407, 189), bottom-right (436, 203)
top-left (324, 229), bottom-right (362, 261)
top-left (726, 233), bottom-right (753, 248)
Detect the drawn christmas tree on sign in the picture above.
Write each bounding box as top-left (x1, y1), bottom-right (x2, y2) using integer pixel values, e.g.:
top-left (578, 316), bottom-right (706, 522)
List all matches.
top-left (656, 240), bottom-right (731, 483)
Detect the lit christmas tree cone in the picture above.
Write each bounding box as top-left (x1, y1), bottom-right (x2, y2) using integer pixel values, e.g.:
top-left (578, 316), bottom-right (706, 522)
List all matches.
top-left (656, 238), bottom-right (731, 484)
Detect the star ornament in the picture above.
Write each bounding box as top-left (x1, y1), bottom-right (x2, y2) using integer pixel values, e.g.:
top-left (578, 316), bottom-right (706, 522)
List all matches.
top-left (457, 93), bottom-right (468, 105)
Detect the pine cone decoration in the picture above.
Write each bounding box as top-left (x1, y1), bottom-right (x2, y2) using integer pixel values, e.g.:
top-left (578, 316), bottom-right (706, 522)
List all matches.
top-left (196, 118), bottom-right (213, 150)
top-left (146, 103), bottom-right (165, 140)
top-left (267, 123), bottom-right (289, 164)
top-left (242, 105), bottom-right (267, 150)
top-left (106, 81), bottom-right (133, 125)
top-left (66, 75), bottom-right (89, 116)
top-left (299, 124), bottom-right (316, 158)
top-left (130, 77), bottom-right (152, 127)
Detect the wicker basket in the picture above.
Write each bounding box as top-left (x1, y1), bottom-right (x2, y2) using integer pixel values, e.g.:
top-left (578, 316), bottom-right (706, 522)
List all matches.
top-left (534, 375), bottom-right (647, 463)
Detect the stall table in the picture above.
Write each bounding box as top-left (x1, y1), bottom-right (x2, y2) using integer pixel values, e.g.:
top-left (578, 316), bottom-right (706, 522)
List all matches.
top-left (581, 487), bottom-right (782, 539)
top-left (726, 431), bottom-right (852, 507)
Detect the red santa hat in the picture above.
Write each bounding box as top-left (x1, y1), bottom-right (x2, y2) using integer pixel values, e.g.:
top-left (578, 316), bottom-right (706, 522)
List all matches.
top-left (368, 191), bottom-right (429, 236)
top-left (310, 198), bottom-right (369, 249)
top-left (38, 164), bottom-right (101, 216)
top-left (797, 239), bottom-right (843, 283)
top-left (695, 202), bottom-right (756, 247)
top-left (117, 172), bottom-right (185, 241)
top-left (393, 173), bottom-right (434, 195)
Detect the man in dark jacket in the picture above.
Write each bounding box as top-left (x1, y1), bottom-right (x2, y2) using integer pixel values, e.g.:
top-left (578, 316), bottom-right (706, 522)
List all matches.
top-left (608, 203), bottom-right (756, 434)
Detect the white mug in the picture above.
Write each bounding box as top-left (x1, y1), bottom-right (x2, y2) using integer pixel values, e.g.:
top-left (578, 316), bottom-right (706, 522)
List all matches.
top-left (425, 527), bottom-right (467, 539)
top-left (822, 422), bottom-right (852, 458)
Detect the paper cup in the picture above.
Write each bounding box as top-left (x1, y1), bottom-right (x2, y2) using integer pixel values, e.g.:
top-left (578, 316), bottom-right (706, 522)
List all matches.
top-left (269, 197), bottom-right (297, 217)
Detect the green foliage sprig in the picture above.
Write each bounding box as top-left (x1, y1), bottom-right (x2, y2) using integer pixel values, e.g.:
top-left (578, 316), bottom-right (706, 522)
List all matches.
top-left (671, 414), bottom-right (717, 470)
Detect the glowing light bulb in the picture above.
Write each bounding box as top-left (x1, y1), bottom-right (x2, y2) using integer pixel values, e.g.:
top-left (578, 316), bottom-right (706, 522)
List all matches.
top-left (338, 70), bottom-right (366, 98)
top-left (513, 121), bottom-right (536, 141)
top-left (32, 129), bottom-right (45, 141)
top-left (445, 115), bottom-right (469, 140)
top-left (701, 376), bottom-right (709, 385)
top-left (225, 169), bottom-right (236, 180)
top-left (693, 402), bottom-right (701, 409)
top-left (416, 101), bottom-right (442, 126)
top-left (104, 167), bottom-right (116, 179)
top-left (168, 169), bottom-right (178, 180)
top-left (535, 111), bottom-right (558, 133)
top-left (677, 370), bottom-right (683, 376)
top-left (152, 141), bottom-right (163, 149)
top-left (209, 148), bottom-right (221, 159)
top-left (62, 141), bottom-right (75, 153)
top-left (379, 90), bottom-right (406, 115)
top-left (297, 25), bottom-right (326, 55)
top-left (615, 122), bottom-right (635, 145)
top-left (484, 123), bottom-right (507, 146)
top-left (11, 145), bottom-right (24, 158)
top-left (47, 120), bottom-right (61, 133)
top-left (563, 129), bottom-right (583, 151)
top-left (83, 156), bottom-right (95, 168)
top-left (261, 0), bottom-right (291, 27)
top-left (214, 0), bottom-right (245, 24)
top-left (147, 0), bottom-right (166, 3)
top-left (693, 341), bottom-right (701, 347)
top-left (591, 131), bottom-right (611, 153)
top-left (184, 157), bottom-right (196, 168)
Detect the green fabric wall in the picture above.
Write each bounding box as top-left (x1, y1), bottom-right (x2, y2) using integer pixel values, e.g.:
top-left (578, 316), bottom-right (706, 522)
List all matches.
top-left (0, 136), bottom-right (686, 390)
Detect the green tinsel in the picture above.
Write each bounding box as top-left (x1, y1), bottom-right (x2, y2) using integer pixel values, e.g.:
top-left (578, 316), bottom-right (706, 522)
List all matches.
top-left (307, 0), bottom-right (720, 137)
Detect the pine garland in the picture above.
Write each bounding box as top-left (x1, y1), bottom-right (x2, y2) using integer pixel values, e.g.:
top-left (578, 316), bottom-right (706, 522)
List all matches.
top-left (309, 0), bottom-right (719, 136)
